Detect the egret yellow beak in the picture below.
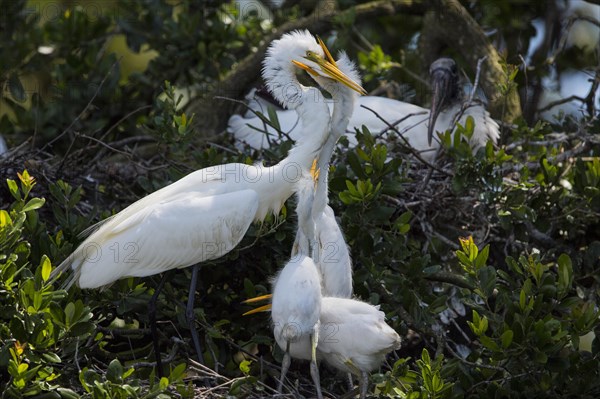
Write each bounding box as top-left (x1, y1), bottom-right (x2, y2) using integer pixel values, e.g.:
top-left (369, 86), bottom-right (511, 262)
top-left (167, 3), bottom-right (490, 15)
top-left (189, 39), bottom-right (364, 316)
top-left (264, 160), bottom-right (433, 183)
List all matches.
top-left (241, 294), bottom-right (272, 304)
top-left (243, 303), bottom-right (272, 316)
top-left (242, 293), bottom-right (273, 316)
top-left (292, 38), bottom-right (367, 95)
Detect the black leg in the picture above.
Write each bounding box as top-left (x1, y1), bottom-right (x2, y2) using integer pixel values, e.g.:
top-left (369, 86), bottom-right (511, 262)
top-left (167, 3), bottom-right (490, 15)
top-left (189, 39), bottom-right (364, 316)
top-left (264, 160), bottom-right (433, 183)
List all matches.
top-left (186, 264), bottom-right (205, 364)
top-left (149, 272), bottom-right (170, 378)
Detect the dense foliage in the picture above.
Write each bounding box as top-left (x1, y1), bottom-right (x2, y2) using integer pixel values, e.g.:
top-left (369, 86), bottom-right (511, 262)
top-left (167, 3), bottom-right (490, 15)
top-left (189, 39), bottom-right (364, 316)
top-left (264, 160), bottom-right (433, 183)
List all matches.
top-left (1, 0), bottom-right (599, 398)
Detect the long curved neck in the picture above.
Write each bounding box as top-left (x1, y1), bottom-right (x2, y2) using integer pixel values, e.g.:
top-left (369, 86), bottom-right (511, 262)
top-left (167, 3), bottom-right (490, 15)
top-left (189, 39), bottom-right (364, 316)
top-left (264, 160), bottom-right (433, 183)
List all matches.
top-left (314, 87), bottom-right (356, 213)
top-left (277, 86), bottom-right (331, 169)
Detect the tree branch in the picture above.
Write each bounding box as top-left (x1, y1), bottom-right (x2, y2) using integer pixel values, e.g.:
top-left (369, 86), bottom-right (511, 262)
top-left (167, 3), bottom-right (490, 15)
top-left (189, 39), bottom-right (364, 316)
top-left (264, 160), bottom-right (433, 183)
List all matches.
top-left (188, 0), bottom-right (425, 135)
top-left (421, 0), bottom-right (523, 123)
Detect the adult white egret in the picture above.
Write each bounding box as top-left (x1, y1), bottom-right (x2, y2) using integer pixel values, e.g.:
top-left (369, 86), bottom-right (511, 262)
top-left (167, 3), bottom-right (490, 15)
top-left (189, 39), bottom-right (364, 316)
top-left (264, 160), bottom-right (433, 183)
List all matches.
top-left (50, 30), bottom-right (364, 375)
top-left (271, 170), bottom-right (324, 399)
top-left (228, 57), bottom-right (499, 160)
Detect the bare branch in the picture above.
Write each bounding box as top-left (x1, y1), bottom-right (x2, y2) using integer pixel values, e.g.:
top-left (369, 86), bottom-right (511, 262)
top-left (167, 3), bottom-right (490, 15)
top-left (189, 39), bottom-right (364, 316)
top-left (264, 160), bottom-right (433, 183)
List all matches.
top-left (423, 0), bottom-right (523, 122)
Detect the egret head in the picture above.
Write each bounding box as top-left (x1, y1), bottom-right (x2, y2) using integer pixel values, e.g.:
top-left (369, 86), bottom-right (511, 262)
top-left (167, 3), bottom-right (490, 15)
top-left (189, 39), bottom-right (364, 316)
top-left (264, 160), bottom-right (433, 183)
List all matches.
top-left (304, 50), bottom-right (363, 98)
top-left (294, 36), bottom-right (365, 96)
top-left (427, 57), bottom-right (461, 145)
top-left (262, 30), bottom-right (365, 109)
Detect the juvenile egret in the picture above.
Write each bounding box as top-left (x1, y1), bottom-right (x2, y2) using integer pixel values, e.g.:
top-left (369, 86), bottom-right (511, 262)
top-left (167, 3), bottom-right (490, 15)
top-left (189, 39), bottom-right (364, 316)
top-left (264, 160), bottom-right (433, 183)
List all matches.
top-left (270, 41), bottom-right (359, 298)
top-left (307, 48), bottom-right (359, 298)
top-left (228, 57), bottom-right (499, 160)
top-left (317, 297), bottom-right (401, 399)
top-left (246, 295), bottom-right (401, 399)
top-left (271, 171), bottom-right (323, 398)
top-left (50, 30), bottom-right (364, 374)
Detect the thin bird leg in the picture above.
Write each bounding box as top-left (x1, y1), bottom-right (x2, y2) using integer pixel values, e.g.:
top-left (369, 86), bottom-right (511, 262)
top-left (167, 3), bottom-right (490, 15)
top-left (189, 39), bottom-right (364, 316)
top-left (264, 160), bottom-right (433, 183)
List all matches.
top-left (359, 370), bottom-right (369, 399)
top-left (347, 372), bottom-right (354, 391)
top-left (149, 271), bottom-right (171, 377)
top-left (185, 264), bottom-right (205, 364)
top-left (278, 340), bottom-right (291, 393)
top-left (310, 326), bottom-right (323, 399)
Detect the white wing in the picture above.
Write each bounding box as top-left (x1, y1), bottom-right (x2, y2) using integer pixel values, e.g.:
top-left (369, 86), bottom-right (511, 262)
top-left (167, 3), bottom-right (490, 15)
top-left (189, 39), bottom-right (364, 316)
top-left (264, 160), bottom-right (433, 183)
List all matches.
top-left (62, 189), bottom-right (259, 289)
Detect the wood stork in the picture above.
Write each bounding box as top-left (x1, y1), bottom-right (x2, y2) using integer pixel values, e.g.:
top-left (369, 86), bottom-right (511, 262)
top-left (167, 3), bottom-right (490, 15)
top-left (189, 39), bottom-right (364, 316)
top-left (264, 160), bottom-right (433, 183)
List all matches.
top-left (50, 30), bottom-right (365, 375)
top-left (228, 57), bottom-right (500, 160)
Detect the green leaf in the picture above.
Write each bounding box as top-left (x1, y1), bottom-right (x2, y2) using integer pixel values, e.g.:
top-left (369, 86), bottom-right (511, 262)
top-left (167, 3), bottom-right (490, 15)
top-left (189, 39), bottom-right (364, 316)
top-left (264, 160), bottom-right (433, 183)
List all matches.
top-left (267, 106), bottom-right (280, 131)
top-left (65, 302), bottom-right (75, 327)
top-left (22, 197), bottom-right (46, 212)
top-left (40, 255), bottom-right (51, 282)
top-left (501, 330), bottom-right (514, 348)
top-left (475, 245), bottom-right (490, 269)
top-left (557, 253), bottom-right (573, 297)
top-left (239, 360), bottom-right (252, 374)
top-left (7, 179), bottom-right (20, 200)
top-left (0, 209), bottom-right (12, 226)
top-left (168, 363), bottom-right (186, 382)
top-left (159, 376), bottom-right (169, 389)
top-left (106, 359), bottom-right (123, 383)
top-left (42, 352), bottom-right (62, 363)
top-left (480, 335), bottom-right (500, 351)
top-left (519, 289), bottom-right (527, 310)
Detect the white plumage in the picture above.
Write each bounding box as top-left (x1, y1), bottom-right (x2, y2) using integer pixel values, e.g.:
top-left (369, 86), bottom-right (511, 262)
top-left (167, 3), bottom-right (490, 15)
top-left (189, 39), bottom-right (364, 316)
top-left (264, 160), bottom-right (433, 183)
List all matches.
top-left (318, 297), bottom-right (401, 393)
top-left (51, 30), bottom-right (348, 290)
top-left (244, 47), bottom-right (399, 399)
top-left (51, 30), bottom-right (364, 376)
top-left (271, 174), bottom-right (324, 398)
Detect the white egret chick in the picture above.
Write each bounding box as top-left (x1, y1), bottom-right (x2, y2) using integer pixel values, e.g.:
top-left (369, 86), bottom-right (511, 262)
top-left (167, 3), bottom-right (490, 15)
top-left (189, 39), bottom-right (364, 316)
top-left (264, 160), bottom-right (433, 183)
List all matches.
top-left (50, 29), bottom-right (365, 376)
top-left (317, 297), bottom-right (401, 399)
top-left (271, 169), bottom-right (323, 399)
top-left (246, 294), bottom-right (401, 399)
top-left (305, 44), bottom-right (359, 298)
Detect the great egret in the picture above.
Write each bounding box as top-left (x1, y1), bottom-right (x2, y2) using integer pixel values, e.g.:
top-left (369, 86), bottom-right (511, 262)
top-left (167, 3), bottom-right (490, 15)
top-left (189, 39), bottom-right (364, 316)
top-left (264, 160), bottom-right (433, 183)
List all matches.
top-left (246, 295), bottom-right (401, 399)
top-left (308, 49), bottom-right (359, 298)
top-left (228, 57), bottom-right (499, 160)
top-left (50, 30), bottom-right (364, 375)
top-left (317, 297), bottom-right (401, 399)
top-left (271, 169), bottom-right (323, 398)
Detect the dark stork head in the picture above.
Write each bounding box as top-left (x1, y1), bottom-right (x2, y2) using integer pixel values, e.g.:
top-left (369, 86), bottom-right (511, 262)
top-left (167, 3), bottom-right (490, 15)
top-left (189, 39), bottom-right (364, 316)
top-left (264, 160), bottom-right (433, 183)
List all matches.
top-left (427, 57), bottom-right (461, 145)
